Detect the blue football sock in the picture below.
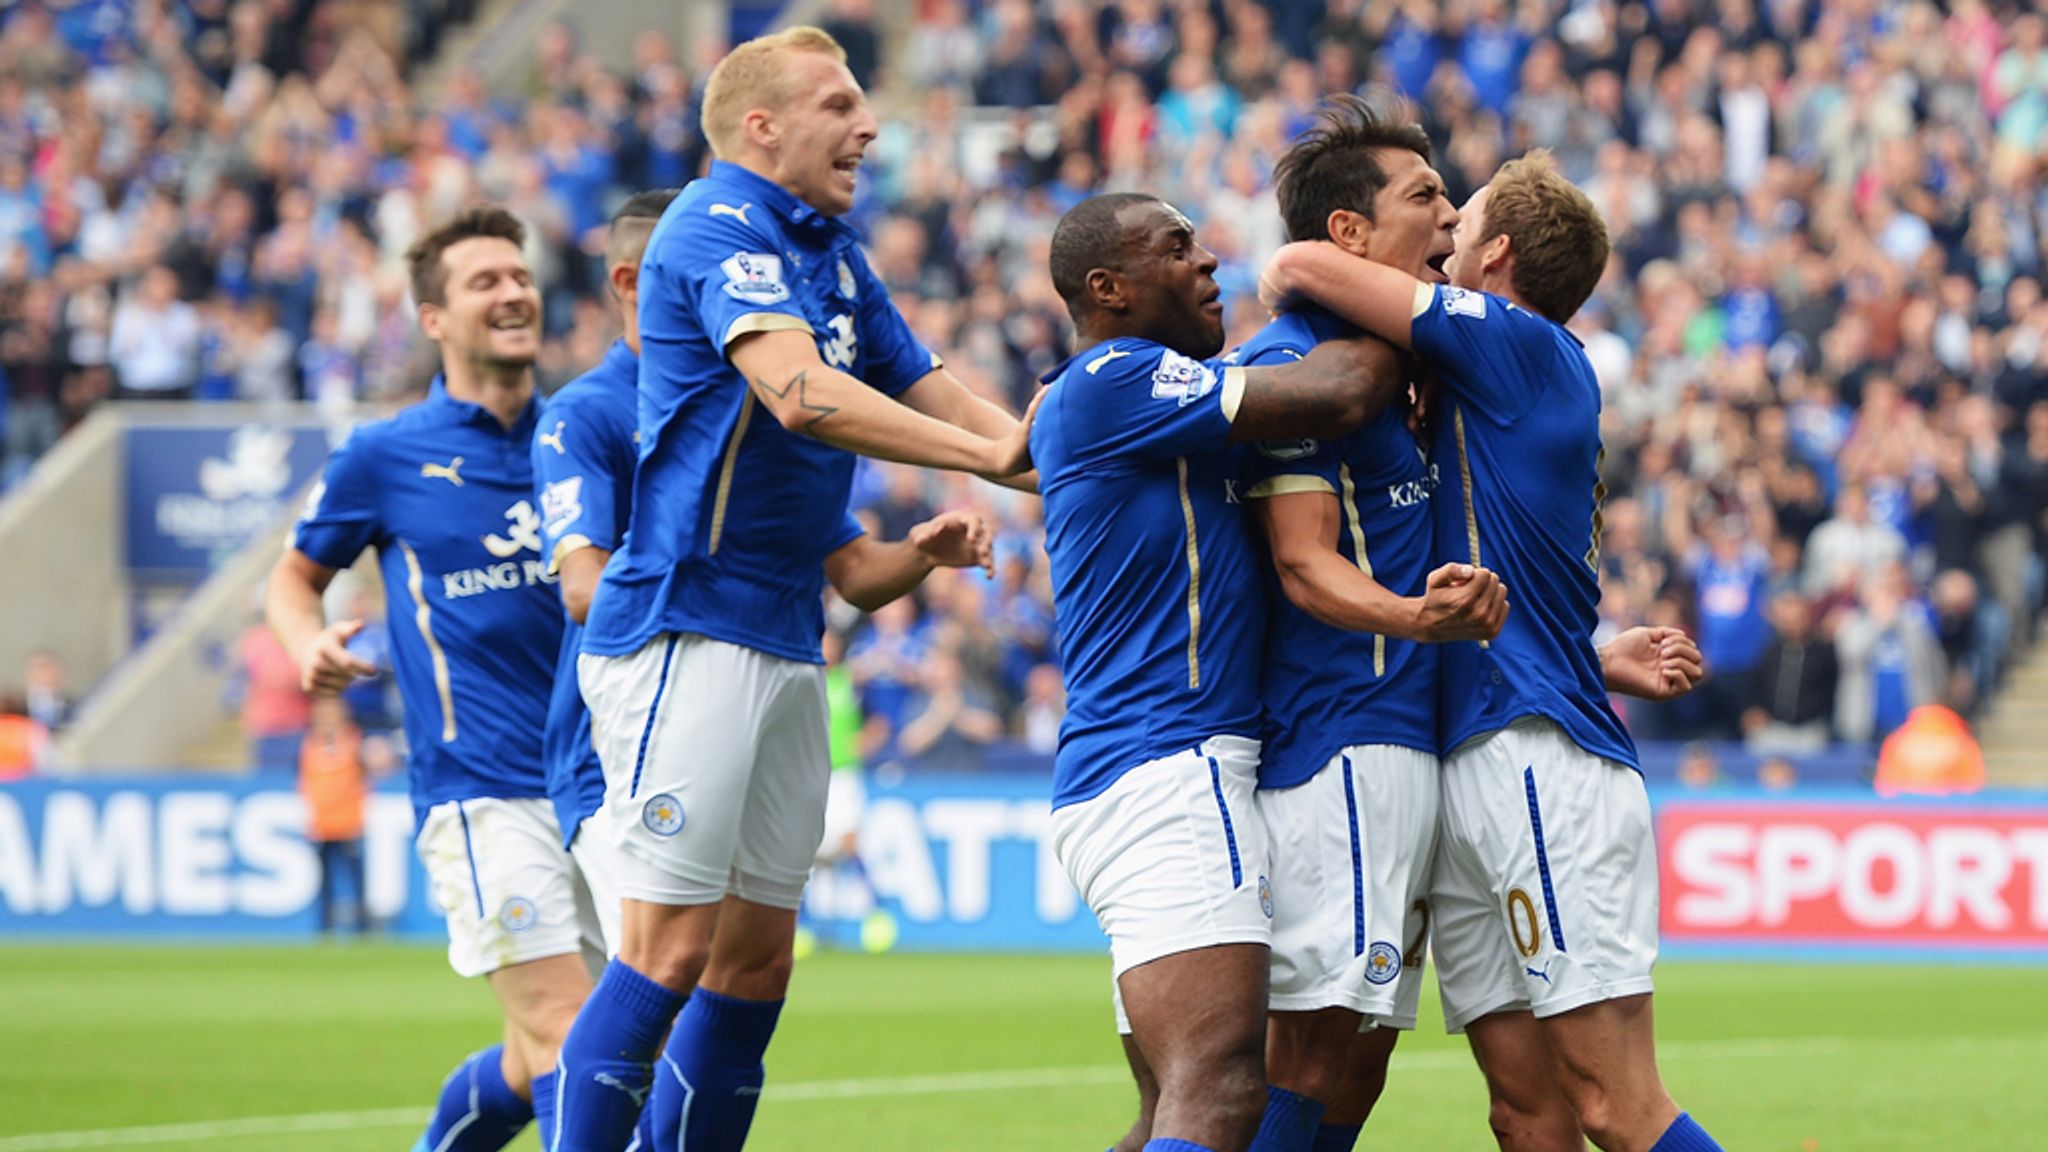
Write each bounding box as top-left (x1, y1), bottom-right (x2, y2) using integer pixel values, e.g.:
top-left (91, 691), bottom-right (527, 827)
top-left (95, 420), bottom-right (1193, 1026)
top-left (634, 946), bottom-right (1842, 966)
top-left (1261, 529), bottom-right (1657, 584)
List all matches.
top-left (411, 1045), bottom-right (532, 1152)
top-left (1312, 1122), bottom-right (1363, 1152)
top-left (1143, 1141), bottom-right (1217, 1152)
top-left (553, 959), bottom-right (686, 1152)
top-left (644, 989), bottom-right (784, 1152)
top-left (530, 1070), bottom-right (559, 1152)
top-left (1249, 1086), bottom-right (1325, 1152)
top-left (1650, 1113), bottom-right (1725, 1152)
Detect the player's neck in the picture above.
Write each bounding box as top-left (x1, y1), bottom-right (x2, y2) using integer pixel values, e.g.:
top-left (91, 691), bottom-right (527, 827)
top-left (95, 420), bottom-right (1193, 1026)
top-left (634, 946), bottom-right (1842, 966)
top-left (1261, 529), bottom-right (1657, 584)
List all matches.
top-left (441, 361), bottom-right (534, 430)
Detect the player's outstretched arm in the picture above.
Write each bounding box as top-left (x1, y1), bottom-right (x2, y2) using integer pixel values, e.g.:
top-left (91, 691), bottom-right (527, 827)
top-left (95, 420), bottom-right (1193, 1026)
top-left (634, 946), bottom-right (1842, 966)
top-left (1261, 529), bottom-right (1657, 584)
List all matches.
top-left (1228, 335), bottom-right (1409, 443)
top-left (266, 548), bottom-right (375, 694)
top-left (1257, 492), bottom-right (1507, 641)
top-left (898, 369), bottom-right (1040, 493)
top-left (1260, 242), bottom-right (1429, 351)
top-left (731, 330), bottom-right (1033, 479)
top-left (823, 510), bottom-right (995, 613)
top-left (1600, 626), bottom-right (1705, 700)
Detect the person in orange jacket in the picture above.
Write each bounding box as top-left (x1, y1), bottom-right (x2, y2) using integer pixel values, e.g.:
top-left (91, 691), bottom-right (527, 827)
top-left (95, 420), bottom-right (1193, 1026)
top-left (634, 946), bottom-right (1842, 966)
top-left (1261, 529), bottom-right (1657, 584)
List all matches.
top-left (1875, 704), bottom-right (1987, 796)
top-left (300, 695), bottom-right (369, 934)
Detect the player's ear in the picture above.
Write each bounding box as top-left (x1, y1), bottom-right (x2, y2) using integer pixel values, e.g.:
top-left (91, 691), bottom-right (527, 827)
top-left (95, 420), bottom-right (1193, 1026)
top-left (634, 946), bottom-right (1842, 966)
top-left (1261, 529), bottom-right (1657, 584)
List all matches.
top-left (1084, 266), bottom-right (1127, 313)
top-left (742, 106), bottom-right (777, 150)
top-left (608, 260), bottom-right (638, 303)
top-left (1326, 209), bottom-right (1373, 258)
top-left (1483, 232), bottom-right (1513, 276)
top-left (416, 302), bottom-right (444, 342)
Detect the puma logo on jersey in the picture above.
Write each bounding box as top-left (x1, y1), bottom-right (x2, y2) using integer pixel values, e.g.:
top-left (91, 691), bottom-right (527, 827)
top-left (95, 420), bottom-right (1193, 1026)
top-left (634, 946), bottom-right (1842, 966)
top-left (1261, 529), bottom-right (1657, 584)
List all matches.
top-left (709, 203), bottom-right (751, 225)
top-left (539, 421), bottom-right (566, 454)
top-left (1085, 347), bottom-right (1131, 375)
top-left (421, 458), bottom-right (465, 486)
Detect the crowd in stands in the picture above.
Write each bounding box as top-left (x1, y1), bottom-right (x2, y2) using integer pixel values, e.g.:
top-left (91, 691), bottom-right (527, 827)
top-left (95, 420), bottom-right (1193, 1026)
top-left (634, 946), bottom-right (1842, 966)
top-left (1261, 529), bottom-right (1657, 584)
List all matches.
top-left (7, 0), bottom-right (2048, 775)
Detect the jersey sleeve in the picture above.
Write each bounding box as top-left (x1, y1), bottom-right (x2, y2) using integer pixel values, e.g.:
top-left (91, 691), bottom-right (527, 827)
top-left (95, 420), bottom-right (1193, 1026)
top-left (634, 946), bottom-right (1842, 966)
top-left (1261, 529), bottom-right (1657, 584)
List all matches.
top-left (1059, 342), bottom-right (1242, 462)
top-left (849, 245), bottom-right (940, 397)
top-left (828, 507), bottom-right (865, 554)
top-left (1408, 284), bottom-right (1550, 421)
top-left (292, 433), bottom-right (382, 569)
top-left (1233, 340), bottom-right (1341, 499)
top-left (649, 204), bottom-right (814, 354)
top-left (533, 392), bottom-right (628, 574)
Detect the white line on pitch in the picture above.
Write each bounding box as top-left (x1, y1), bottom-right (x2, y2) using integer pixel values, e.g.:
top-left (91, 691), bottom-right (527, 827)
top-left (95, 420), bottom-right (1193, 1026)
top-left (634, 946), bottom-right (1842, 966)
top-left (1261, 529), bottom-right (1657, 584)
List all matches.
top-left (2, 1034), bottom-right (2029, 1150)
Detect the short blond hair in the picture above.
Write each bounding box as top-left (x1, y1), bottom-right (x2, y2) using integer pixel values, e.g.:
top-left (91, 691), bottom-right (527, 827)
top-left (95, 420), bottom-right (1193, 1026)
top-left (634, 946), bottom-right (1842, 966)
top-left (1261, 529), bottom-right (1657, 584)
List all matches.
top-left (700, 26), bottom-right (848, 159)
top-left (1481, 150), bottom-right (1610, 324)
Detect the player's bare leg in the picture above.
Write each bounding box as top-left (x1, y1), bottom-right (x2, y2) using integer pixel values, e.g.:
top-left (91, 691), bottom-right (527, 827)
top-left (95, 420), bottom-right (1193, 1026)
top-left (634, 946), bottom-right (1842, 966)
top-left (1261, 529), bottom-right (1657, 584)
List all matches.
top-left (1322, 1026), bottom-right (1400, 1130)
top-left (1119, 942), bottom-right (1270, 1151)
top-left (488, 953), bottom-right (597, 1095)
top-left (1538, 994), bottom-right (1679, 1152)
top-left (1465, 1009), bottom-right (1584, 1152)
top-left (1265, 1008), bottom-right (1358, 1108)
top-left (1112, 1034), bottom-right (1160, 1152)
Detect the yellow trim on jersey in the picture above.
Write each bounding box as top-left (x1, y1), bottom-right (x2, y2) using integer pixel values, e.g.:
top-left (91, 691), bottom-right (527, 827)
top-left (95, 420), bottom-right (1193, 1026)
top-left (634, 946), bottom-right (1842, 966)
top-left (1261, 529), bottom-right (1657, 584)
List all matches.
top-left (399, 542), bottom-right (457, 742)
top-left (720, 313), bottom-right (813, 348)
top-left (1452, 405), bottom-right (1489, 650)
top-left (707, 399), bottom-right (756, 556)
top-left (548, 533), bottom-right (594, 577)
top-left (1178, 456), bottom-right (1203, 690)
top-left (1338, 464), bottom-right (1386, 677)
top-left (1244, 475), bottom-right (1335, 500)
top-left (1218, 367), bottom-right (1247, 423)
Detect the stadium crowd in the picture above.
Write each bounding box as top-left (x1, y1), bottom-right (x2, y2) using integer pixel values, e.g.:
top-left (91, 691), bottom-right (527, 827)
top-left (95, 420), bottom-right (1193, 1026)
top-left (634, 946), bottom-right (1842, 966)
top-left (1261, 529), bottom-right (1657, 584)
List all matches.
top-left (6, 0), bottom-right (2048, 769)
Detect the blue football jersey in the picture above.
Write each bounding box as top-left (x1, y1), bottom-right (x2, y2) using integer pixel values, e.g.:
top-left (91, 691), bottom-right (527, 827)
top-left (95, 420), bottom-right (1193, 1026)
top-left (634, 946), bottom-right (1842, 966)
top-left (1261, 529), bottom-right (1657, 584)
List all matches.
top-left (1411, 285), bottom-right (1638, 769)
top-left (1032, 338), bottom-right (1264, 809)
top-left (581, 161), bottom-right (939, 665)
top-left (532, 339), bottom-right (638, 846)
top-left (1232, 306), bottom-right (1440, 789)
top-left (294, 379), bottom-right (561, 824)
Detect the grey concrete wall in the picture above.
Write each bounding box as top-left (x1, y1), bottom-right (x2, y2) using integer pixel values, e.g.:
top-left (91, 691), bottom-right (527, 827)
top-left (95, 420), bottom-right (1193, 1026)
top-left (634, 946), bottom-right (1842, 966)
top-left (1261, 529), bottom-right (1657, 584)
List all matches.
top-left (0, 408), bottom-right (130, 697)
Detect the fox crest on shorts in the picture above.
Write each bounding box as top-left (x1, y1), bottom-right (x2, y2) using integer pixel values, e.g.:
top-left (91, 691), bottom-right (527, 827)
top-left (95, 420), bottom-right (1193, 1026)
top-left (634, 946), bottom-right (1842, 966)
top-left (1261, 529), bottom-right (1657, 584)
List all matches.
top-left (1365, 941), bottom-right (1402, 985)
top-left (642, 793), bottom-right (685, 836)
top-left (499, 897), bottom-right (538, 933)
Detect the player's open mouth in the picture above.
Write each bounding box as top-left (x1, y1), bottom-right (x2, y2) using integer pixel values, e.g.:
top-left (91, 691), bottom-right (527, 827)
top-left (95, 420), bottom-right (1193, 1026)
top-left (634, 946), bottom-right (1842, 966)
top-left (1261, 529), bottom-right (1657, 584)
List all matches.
top-left (490, 316), bottom-right (533, 331)
top-left (1423, 251), bottom-right (1452, 283)
top-left (832, 157), bottom-right (861, 177)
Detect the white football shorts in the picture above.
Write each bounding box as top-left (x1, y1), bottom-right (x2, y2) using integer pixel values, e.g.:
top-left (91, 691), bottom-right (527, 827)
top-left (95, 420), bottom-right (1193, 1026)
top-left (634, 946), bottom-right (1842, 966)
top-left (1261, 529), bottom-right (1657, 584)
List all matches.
top-left (1261, 744), bottom-right (1439, 1029)
top-left (1054, 735), bottom-right (1272, 989)
top-left (1431, 717), bottom-right (1658, 1033)
top-left (417, 796), bottom-right (608, 979)
top-left (579, 632), bottom-right (830, 911)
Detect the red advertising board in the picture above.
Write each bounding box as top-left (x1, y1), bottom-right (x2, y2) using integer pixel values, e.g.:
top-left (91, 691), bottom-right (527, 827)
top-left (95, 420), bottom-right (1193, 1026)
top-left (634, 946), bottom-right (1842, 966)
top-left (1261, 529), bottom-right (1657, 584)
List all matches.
top-left (1658, 799), bottom-right (2048, 951)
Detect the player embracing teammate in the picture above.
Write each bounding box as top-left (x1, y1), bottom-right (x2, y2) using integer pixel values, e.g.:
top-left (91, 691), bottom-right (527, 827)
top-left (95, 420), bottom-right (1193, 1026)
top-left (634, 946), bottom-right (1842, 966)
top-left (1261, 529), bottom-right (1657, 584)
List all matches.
top-left (1037, 94), bottom-right (1724, 1152)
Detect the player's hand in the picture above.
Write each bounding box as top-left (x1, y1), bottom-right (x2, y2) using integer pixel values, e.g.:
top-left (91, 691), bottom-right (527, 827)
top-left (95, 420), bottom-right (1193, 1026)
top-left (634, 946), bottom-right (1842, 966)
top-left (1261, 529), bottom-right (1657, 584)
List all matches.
top-left (1603, 625), bottom-right (1705, 701)
top-left (298, 618), bottom-right (377, 694)
top-left (1413, 563), bottom-right (1509, 642)
top-left (910, 510), bottom-right (995, 577)
top-left (979, 387), bottom-right (1045, 480)
top-left (1258, 245), bottom-right (1302, 313)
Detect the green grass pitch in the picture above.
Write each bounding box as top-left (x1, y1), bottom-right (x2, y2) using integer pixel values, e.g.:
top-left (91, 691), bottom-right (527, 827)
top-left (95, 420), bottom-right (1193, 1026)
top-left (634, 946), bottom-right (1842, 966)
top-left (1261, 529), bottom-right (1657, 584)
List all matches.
top-left (0, 944), bottom-right (2042, 1150)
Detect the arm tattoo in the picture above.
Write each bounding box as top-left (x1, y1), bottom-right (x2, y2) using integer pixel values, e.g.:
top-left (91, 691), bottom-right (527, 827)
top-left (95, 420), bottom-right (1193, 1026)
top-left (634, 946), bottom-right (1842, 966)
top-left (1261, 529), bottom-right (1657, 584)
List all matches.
top-left (749, 368), bottom-right (840, 433)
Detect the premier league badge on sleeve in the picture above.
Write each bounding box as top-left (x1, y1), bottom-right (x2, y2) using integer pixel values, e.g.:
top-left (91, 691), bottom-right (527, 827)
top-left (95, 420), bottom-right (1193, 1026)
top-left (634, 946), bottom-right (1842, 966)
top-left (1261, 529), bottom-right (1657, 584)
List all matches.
top-left (1150, 350), bottom-right (1219, 407)
top-left (721, 252), bottom-right (791, 305)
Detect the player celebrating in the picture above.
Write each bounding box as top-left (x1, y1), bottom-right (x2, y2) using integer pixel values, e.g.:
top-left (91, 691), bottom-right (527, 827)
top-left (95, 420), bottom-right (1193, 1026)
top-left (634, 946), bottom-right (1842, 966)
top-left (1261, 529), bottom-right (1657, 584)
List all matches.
top-left (555, 27), bottom-right (1029, 1152)
top-left (1239, 98), bottom-right (1705, 1152)
top-left (268, 206), bottom-right (601, 1152)
top-left (1233, 97), bottom-right (1500, 1152)
top-left (1260, 152), bottom-right (1723, 1152)
top-left (1035, 191), bottom-right (1412, 1152)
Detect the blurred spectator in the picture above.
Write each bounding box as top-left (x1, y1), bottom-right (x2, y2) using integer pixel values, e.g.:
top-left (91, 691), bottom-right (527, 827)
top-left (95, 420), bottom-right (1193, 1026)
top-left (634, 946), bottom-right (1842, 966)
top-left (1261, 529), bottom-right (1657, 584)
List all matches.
top-left (108, 265), bottom-right (201, 399)
top-left (1835, 572), bottom-right (1945, 745)
top-left (23, 647), bottom-right (71, 733)
top-left (1018, 662), bottom-right (1064, 755)
top-left (300, 694), bottom-right (368, 935)
top-left (897, 649), bottom-right (1003, 773)
top-left (1686, 513), bottom-right (1773, 737)
top-left (237, 611), bottom-right (310, 773)
top-left (1744, 591), bottom-right (1839, 755)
